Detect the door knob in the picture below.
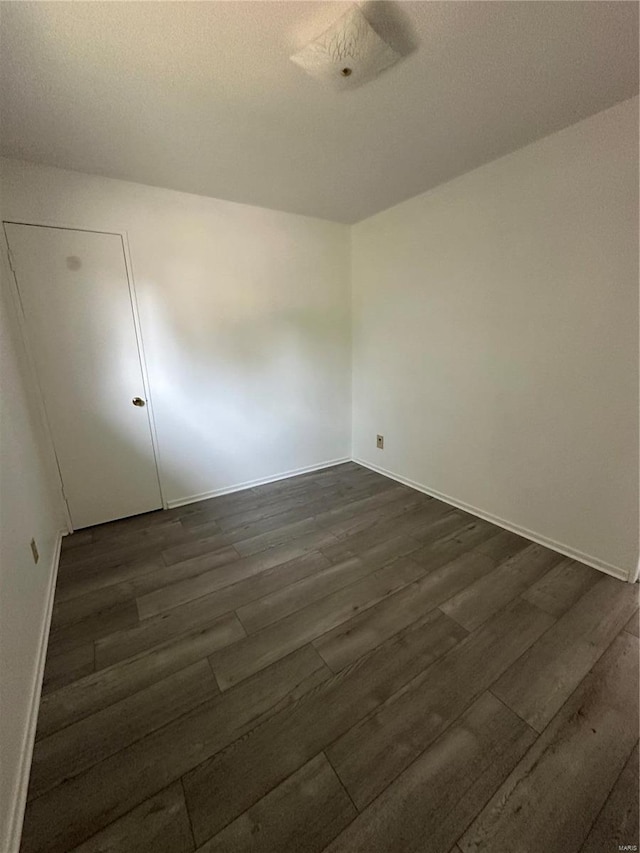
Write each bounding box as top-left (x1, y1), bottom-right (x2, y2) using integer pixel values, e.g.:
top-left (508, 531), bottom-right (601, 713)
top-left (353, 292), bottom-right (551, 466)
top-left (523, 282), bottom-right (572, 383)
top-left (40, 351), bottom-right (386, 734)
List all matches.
top-left (132, 397), bottom-right (146, 407)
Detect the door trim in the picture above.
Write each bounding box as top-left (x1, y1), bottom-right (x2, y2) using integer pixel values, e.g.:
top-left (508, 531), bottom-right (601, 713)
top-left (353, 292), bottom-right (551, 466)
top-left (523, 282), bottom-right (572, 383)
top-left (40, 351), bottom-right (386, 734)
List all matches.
top-left (1, 228), bottom-right (73, 531)
top-left (2, 220), bottom-right (167, 527)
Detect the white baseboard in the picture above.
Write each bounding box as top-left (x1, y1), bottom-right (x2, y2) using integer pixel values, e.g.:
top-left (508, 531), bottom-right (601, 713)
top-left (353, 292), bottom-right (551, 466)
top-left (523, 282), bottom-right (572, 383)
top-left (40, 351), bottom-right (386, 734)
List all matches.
top-left (354, 457), bottom-right (631, 583)
top-left (6, 529), bottom-right (65, 853)
top-left (167, 457), bottom-right (351, 510)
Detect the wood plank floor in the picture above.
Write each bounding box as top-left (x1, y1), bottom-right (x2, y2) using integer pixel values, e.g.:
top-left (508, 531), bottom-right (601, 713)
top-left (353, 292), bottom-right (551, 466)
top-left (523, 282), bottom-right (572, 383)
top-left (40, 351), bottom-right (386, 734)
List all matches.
top-left (21, 462), bottom-right (639, 853)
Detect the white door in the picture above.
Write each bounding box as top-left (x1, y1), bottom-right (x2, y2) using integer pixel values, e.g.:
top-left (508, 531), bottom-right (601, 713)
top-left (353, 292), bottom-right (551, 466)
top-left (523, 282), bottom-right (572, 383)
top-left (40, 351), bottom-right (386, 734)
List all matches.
top-left (5, 223), bottom-right (163, 529)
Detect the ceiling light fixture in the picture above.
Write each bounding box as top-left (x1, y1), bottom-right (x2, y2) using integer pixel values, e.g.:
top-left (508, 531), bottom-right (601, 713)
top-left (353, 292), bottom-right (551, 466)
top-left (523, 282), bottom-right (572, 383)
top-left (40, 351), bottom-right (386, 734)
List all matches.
top-left (291, 5), bottom-right (400, 89)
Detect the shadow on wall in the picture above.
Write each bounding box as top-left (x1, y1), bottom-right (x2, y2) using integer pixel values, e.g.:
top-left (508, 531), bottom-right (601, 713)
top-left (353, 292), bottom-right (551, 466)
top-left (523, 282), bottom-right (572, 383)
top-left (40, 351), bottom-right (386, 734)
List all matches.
top-left (139, 280), bottom-right (349, 502)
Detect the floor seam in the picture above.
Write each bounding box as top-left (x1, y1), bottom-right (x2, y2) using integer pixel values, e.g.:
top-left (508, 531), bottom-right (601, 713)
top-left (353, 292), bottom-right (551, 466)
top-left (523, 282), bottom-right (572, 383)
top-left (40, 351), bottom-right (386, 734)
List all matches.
top-left (180, 776), bottom-right (198, 851)
top-left (324, 750), bottom-right (360, 814)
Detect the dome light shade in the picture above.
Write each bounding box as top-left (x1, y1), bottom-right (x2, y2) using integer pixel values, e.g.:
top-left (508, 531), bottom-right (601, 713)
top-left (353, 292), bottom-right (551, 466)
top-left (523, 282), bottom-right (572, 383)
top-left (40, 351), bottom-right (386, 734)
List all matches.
top-left (291, 6), bottom-right (400, 89)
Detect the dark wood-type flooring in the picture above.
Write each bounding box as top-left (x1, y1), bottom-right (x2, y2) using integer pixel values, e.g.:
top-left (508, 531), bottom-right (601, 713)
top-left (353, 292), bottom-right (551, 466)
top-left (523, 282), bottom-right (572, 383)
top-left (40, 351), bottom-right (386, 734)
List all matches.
top-left (21, 462), bottom-right (639, 853)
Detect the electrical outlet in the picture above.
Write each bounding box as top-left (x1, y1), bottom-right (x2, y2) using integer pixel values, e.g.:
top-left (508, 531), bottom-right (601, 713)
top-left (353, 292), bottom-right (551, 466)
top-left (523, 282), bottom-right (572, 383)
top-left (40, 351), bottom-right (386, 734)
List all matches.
top-left (376, 434), bottom-right (384, 449)
top-left (30, 538), bottom-right (39, 564)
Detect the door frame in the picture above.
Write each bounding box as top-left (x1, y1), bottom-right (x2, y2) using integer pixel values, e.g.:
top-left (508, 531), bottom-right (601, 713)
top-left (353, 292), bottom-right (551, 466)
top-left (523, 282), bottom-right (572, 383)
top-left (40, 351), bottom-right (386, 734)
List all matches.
top-left (2, 219), bottom-right (167, 531)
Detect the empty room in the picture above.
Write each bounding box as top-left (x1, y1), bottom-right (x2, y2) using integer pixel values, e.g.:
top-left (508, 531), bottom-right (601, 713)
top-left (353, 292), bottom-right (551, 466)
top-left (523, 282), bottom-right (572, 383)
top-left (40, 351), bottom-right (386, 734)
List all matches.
top-left (0, 2), bottom-right (638, 852)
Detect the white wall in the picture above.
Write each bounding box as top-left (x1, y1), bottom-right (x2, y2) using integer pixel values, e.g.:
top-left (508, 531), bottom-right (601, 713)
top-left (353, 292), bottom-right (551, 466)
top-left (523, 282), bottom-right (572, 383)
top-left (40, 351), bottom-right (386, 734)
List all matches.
top-left (352, 96), bottom-right (639, 579)
top-left (0, 160), bottom-right (352, 506)
top-left (0, 260), bottom-right (65, 849)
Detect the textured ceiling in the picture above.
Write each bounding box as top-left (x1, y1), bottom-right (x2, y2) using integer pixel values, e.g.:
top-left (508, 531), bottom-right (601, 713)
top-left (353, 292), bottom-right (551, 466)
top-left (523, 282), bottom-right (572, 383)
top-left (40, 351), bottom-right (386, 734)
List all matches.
top-left (1, 1), bottom-right (638, 223)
